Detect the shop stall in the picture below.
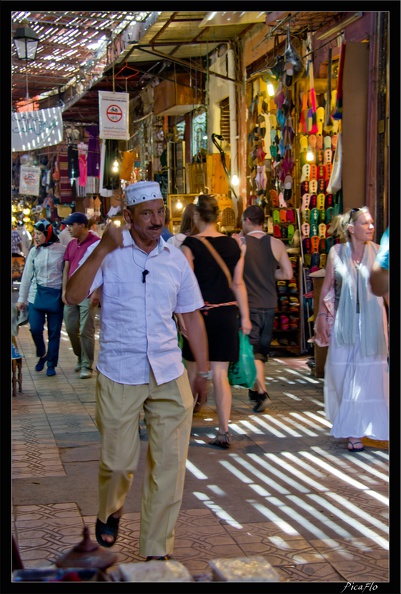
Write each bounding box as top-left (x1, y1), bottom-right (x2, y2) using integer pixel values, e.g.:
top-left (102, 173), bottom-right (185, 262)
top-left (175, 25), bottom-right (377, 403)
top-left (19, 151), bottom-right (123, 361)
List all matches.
top-left (242, 13), bottom-right (384, 358)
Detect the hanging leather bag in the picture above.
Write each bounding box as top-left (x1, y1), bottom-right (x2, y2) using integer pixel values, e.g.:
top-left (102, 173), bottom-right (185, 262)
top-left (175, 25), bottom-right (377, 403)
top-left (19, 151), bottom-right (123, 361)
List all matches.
top-left (283, 25), bottom-right (305, 83)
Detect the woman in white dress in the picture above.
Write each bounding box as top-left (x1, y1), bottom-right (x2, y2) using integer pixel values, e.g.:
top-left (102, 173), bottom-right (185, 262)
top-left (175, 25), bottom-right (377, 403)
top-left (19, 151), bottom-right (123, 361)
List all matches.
top-left (314, 207), bottom-right (388, 452)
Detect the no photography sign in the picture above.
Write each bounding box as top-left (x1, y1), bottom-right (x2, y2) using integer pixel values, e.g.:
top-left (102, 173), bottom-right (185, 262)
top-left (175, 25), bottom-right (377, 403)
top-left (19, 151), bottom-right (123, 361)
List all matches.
top-left (99, 91), bottom-right (129, 140)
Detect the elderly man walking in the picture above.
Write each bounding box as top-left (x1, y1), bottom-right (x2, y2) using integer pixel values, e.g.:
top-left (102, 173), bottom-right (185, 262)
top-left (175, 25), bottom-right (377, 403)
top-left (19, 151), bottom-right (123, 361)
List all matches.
top-left (65, 181), bottom-right (209, 560)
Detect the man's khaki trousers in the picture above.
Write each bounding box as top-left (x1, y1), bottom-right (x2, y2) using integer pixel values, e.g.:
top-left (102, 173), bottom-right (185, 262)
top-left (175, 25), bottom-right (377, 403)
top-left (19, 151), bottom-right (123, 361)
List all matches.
top-left (95, 368), bottom-right (193, 557)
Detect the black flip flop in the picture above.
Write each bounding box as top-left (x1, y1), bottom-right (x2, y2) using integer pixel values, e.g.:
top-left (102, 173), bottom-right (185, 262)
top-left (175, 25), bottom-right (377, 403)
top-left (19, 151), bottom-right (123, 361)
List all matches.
top-left (347, 440), bottom-right (365, 453)
top-left (95, 514), bottom-right (120, 548)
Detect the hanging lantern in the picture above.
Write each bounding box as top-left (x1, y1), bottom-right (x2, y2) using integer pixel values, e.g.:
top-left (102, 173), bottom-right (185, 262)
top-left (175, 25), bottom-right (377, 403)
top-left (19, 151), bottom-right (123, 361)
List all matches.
top-left (13, 23), bottom-right (39, 61)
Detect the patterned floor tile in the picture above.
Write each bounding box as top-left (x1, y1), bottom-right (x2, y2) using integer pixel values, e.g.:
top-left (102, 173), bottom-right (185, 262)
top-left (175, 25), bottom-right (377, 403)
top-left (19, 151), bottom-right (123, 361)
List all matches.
top-left (308, 537), bottom-right (389, 582)
top-left (275, 561), bottom-right (344, 582)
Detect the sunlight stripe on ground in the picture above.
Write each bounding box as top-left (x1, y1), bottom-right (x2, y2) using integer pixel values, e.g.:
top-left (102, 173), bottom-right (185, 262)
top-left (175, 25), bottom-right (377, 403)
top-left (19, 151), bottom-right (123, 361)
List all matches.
top-left (300, 451), bottom-right (389, 504)
top-left (307, 494), bottom-right (389, 549)
top-left (283, 416), bottom-right (318, 436)
top-left (289, 411), bottom-right (327, 431)
top-left (248, 500), bottom-right (302, 536)
top-left (265, 453), bottom-right (327, 492)
top-left (248, 454), bottom-right (310, 493)
top-left (229, 454), bottom-right (291, 495)
top-left (287, 495), bottom-right (354, 538)
top-left (326, 492), bottom-right (389, 533)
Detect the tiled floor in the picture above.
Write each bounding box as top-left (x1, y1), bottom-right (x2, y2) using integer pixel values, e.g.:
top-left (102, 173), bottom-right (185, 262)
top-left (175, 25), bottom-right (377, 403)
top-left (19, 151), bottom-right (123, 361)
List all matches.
top-left (11, 311), bottom-right (392, 586)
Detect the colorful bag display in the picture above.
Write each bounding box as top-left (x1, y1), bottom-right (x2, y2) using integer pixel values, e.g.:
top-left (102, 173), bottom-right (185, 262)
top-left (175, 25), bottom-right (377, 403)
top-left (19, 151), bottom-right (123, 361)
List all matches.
top-left (228, 332), bottom-right (257, 389)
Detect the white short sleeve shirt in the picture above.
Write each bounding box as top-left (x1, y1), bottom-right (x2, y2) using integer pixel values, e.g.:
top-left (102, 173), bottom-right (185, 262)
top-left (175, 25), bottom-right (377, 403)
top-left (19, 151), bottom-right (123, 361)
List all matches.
top-left (80, 230), bottom-right (204, 385)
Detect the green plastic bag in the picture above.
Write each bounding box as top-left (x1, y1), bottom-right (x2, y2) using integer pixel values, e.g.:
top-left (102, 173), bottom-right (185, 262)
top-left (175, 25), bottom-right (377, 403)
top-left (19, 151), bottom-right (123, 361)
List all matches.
top-left (228, 332), bottom-right (257, 389)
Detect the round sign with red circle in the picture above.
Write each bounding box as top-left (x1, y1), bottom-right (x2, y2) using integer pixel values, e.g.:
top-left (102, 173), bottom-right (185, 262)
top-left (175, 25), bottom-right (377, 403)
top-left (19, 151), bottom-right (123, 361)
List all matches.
top-left (23, 172), bottom-right (36, 186)
top-left (106, 104), bottom-right (123, 123)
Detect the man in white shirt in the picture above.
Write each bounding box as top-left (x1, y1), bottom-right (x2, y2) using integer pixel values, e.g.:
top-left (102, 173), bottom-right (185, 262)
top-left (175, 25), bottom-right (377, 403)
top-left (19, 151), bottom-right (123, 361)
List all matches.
top-left (65, 181), bottom-right (209, 561)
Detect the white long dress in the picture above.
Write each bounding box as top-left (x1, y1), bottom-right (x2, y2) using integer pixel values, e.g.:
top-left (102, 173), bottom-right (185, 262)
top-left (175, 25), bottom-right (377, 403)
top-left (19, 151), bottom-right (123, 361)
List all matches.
top-left (324, 311), bottom-right (389, 440)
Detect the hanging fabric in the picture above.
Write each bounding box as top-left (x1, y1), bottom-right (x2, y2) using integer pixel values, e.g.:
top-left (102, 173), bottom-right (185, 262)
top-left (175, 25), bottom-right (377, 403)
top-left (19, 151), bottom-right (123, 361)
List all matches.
top-left (85, 125), bottom-right (101, 177)
top-left (99, 140), bottom-right (112, 198)
top-left (78, 142), bottom-right (88, 188)
top-left (102, 139), bottom-right (120, 190)
top-left (120, 151), bottom-right (135, 181)
top-left (298, 86), bottom-right (308, 134)
top-left (332, 42), bottom-right (346, 120)
top-left (326, 132), bottom-right (342, 194)
top-left (324, 48), bottom-right (334, 132)
top-left (307, 58), bottom-right (318, 134)
top-left (58, 150), bottom-right (74, 203)
top-left (68, 145), bottom-right (79, 182)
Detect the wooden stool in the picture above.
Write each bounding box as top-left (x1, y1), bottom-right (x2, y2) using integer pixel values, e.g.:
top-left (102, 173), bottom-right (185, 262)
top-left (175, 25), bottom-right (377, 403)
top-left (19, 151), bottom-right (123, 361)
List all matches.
top-left (12, 338), bottom-right (22, 397)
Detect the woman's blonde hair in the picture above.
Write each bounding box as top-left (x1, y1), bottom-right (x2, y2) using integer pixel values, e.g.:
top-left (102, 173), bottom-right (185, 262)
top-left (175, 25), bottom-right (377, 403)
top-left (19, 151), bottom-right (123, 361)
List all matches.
top-left (329, 206), bottom-right (370, 242)
top-left (179, 202), bottom-right (199, 236)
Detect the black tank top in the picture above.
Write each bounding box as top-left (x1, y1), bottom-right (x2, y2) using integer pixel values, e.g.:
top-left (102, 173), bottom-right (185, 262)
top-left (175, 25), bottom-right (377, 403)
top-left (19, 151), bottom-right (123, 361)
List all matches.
top-left (243, 234), bottom-right (278, 309)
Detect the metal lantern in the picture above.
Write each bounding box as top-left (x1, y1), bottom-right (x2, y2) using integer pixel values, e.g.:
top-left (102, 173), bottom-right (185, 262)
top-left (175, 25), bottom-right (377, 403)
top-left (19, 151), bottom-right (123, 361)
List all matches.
top-left (13, 24), bottom-right (39, 61)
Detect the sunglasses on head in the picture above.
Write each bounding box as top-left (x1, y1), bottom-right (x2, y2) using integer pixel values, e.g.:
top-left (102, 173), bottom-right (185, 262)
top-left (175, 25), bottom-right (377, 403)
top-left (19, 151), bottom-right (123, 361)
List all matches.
top-left (348, 207), bottom-right (366, 223)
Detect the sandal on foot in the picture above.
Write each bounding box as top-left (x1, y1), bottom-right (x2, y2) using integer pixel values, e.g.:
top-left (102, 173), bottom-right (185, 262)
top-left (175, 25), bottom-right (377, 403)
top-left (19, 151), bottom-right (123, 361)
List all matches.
top-left (347, 440), bottom-right (365, 452)
top-left (95, 514), bottom-right (120, 548)
top-left (209, 432), bottom-right (231, 449)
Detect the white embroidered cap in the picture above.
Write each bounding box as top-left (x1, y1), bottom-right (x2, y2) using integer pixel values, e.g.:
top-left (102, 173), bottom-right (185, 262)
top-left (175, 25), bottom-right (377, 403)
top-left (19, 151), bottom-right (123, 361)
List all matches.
top-left (125, 181), bottom-right (163, 206)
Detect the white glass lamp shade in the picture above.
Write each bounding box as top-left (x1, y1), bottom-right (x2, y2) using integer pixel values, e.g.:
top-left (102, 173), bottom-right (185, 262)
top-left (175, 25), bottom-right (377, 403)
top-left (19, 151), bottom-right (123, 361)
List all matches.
top-left (14, 26), bottom-right (39, 61)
